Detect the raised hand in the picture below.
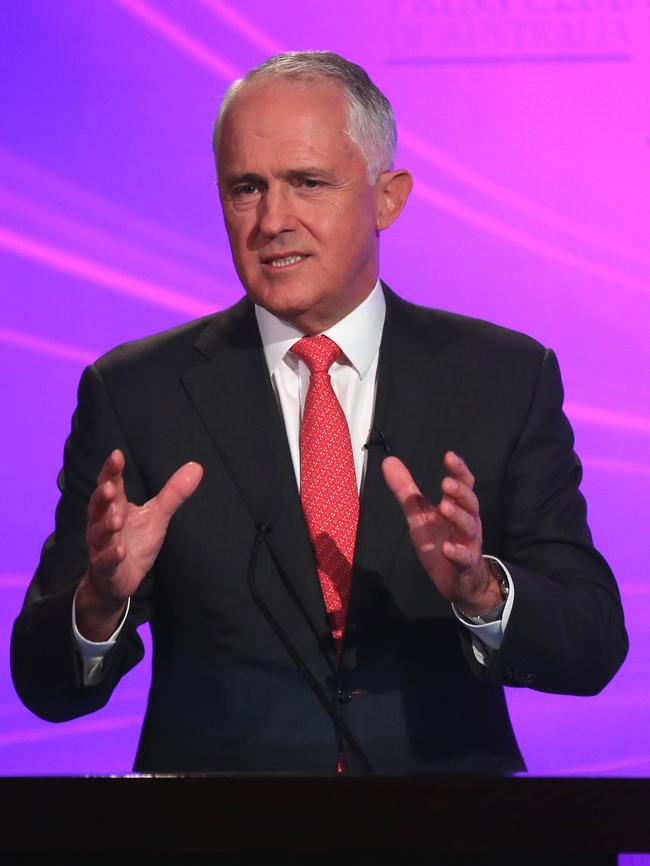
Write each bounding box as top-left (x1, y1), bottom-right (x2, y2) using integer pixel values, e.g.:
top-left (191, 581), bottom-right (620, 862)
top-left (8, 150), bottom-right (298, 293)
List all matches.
top-left (75, 449), bottom-right (204, 640)
top-left (382, 451), bottom-right (502, 615)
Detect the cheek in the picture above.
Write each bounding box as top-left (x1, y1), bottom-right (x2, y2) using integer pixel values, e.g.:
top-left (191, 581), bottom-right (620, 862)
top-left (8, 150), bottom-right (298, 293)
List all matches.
top-left (329, 210), bottom-right (376, 260)
top-left (225, 218), bottom-right (256, 261)
top-left (325, 192), bottom-right (377, 239)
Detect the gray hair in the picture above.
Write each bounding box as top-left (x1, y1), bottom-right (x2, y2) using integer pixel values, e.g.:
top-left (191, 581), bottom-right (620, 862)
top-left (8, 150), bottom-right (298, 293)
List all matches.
top-left (213, 51), bottom-right (397, 182)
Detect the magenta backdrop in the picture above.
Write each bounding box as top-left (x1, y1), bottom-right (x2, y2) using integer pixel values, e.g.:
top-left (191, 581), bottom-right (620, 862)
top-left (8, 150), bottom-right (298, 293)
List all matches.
top-left (1, 0), bottom-right (649, 779)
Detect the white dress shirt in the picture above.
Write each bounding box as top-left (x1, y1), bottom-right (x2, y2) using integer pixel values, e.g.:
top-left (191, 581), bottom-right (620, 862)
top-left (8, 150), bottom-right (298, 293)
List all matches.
top-left (74, 280), bottom-right (513, 681)
top-left (254, 277), bottom-right (385, 494)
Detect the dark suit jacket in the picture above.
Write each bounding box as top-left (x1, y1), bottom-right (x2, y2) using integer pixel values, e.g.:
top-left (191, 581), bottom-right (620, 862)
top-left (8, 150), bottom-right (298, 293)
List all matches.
top-left (11, 285), bottom-right (628, 774)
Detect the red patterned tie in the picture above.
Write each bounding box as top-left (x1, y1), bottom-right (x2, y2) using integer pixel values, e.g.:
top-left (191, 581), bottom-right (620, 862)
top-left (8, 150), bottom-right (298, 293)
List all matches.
top-left (290, 335), bottom-right (359, 656)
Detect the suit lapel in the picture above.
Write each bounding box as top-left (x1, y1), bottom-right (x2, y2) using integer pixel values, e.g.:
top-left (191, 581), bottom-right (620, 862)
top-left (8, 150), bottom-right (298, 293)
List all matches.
top-left (350, 286), bottom-right (466, 618)
top-left (181, 299), bottom-right (333, 647)
top-left (179, 289), bottom-right (467, 662)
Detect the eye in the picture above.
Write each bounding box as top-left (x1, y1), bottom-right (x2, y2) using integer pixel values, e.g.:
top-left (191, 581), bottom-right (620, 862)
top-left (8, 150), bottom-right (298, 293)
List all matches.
top-left (233, 183), bottom-right (259, 196)
top-left (302, 179), bottom-right (321, 189)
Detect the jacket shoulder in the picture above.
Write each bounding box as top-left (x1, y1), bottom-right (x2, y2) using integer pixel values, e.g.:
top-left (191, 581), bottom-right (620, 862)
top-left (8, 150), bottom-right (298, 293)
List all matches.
top-left (92, 297), bottom-right (251, 382)
top-left (390, 293), bottom-right (547, 360)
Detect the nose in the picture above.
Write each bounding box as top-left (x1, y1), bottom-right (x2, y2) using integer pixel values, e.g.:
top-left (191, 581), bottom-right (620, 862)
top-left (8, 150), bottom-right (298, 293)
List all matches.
top-left (258, 184), bottom-right (296, 238)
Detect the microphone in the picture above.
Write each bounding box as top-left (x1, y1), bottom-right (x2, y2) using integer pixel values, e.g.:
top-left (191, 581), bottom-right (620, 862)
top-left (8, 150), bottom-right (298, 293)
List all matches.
top-left (364, 427), bottom-right (391, 455)
top-left (247, 522), bottom-right (373, 774)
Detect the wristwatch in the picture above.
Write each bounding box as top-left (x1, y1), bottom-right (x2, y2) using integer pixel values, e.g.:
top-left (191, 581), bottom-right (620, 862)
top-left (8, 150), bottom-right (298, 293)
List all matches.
top-left (458, 557), bottom-right (510, 624)
top-left (486, 556), bottom-right (510, 602)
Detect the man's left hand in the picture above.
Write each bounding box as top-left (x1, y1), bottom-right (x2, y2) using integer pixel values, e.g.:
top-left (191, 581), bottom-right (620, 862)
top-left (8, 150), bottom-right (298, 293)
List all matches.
top-left (382, 451), bottom-right (502, 615)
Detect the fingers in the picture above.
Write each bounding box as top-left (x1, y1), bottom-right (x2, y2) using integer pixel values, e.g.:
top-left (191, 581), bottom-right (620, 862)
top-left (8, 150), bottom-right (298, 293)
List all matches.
top-left (439, 495), bottom-right (478, 539)
top-left (440, 453), bottom-right (482, 562)
top-left (96, 449), bottom-right (125, 486)
top-left (87, 479), bottom-right (123, 525)
top-left (87, 451), bottom-right (128, 556)
top-left (443, 451), bottom-right (475, 488)
top-left (384, 453), bottom-right (486, 603)
top-left (441, 475), bottom-right (478, 516)
top-left (440, 452), bottom-right (480, 539)
top-left (87, 500), bottom-right (123, 551)
top-left (384, 452), bottom-right (481, 548)
top-left (88, 450), bottom-right (126, 522)
top-left (88, 542), bottom-right (127, 582)
top-left (88, 456), bottom-right (203, 556)
top-left (155, 462), bottom-right (204, 520)
top-left (441, 539), bottom-right (476, 567)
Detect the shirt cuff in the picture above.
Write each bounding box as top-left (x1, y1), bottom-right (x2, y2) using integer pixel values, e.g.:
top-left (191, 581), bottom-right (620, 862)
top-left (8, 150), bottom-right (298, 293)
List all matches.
top-left (72, 589), bottom-right (130, 686)
top-left (451, 556), bottom-right (514, 662)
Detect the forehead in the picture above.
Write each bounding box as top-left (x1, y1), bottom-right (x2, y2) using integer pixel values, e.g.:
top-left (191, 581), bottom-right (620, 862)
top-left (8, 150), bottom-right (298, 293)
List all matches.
top-left (217, 78), bottom-right (362, 173)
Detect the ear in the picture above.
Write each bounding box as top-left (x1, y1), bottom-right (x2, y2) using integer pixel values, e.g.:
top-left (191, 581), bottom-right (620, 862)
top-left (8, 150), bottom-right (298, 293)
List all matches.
top-left (374, 169), bottom-right (413, 231)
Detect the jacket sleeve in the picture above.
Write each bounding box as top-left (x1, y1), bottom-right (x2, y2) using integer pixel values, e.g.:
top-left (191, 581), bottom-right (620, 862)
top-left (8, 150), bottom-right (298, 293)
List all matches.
top-left (463, 348), bottom-right (628, 695)
top-left (10, 363), bottom-right (153, 722)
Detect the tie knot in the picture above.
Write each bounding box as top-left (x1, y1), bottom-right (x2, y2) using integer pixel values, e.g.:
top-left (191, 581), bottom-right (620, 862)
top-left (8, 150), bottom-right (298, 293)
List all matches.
top-left (290, 335), bottom-right (342, 374)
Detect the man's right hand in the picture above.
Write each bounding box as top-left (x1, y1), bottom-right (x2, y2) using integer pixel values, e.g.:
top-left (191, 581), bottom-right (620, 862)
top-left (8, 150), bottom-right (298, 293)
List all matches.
top-left (75, 449), bottom-right (204, 641)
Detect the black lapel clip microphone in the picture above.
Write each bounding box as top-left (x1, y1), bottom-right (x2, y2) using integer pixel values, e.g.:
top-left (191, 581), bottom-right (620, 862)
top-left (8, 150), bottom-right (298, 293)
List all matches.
top-left (364, 428), bottom-right (391, 455)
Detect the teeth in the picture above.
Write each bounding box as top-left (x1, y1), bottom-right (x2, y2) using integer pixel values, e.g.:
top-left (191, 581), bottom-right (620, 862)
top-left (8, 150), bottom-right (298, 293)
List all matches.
top-left (268, 255), bottom-right (303, 267)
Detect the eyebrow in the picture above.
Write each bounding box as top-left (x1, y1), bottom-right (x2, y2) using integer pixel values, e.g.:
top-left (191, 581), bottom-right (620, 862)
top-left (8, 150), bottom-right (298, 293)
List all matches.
top-left (283, 166), bottom-right (336, 181)
top-left (221, 172), bottom-right (264, 189)
top-left (222, 166), bottom-right (337, 188)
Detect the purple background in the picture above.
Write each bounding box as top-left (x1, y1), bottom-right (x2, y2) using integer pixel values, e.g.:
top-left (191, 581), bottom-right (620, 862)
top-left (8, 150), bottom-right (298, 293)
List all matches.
top-left (1, 0), bottom-right (649, 779)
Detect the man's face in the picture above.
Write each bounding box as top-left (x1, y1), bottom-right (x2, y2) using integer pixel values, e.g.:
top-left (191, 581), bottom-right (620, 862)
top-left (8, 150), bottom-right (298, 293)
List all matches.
top-left (216, 78), bottom-right (383, 333)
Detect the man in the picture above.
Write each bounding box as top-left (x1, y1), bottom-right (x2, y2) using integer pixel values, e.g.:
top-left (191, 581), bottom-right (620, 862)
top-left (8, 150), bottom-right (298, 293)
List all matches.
top-left (11, 51), bottom-right (627, 774)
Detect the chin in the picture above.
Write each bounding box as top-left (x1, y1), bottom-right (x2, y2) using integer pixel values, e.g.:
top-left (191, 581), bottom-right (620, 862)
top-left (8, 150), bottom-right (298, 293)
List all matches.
top-left (247, 284), bottom-right (316, 321)
top-left (262, 300), bottom-right (313, 324)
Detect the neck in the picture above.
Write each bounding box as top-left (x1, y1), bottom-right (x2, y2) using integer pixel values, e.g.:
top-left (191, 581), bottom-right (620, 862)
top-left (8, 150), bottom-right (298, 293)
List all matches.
top-left (278, 284), bottom-right (378, 335)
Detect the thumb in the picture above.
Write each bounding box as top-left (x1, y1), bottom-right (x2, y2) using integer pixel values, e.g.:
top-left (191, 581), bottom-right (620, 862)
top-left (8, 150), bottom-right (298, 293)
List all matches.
top-left (382, 456), bottom-right (421, 507)
top-left (155, 462), bottom-right (204, 520)
top-left (382, 456), bottom-right (435, 530)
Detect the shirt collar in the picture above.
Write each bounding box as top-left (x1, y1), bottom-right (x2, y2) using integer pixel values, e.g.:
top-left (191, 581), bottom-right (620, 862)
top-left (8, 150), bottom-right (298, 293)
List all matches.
top-left (254, 279), bottom-right (386, 380)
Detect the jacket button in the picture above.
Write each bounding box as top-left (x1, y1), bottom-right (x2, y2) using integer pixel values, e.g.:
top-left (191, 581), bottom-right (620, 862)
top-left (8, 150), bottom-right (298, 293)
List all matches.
top-left (337, 687), bottom-right (353, 704)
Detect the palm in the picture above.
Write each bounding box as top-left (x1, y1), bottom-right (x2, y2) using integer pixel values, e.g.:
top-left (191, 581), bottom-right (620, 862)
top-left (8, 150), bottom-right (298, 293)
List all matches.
top-left (406, 497), bottom-right (464, 599)
top-left (382, 452), bottom-right (495, 611)
top-left (102, 500), bottom-right (169, 598)
top-left (86, 450), bottom-right (203, 603)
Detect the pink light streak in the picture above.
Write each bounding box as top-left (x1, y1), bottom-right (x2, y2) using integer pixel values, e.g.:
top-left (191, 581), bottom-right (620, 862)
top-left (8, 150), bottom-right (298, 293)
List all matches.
top-left (0, 326), bottom-right (95, 365)
top-left (0, 714), bottom-right (142, 747)
top-left (0, 225), bottom-right (213, 317)
top-left (414, 181), bottom-right (650, 297)
top-left (0, 146), bottom-right (233, 272)
top-left (126, 4), bottom-right (650, 298)
top-left (0, 185), bottom-right (233, 303)
top-left (621, 584), bottom-right (650, 596)
top-left (190, 1), bottom-right (649, 280)
top-left (566, 402), bottom-right (650, 435)
top-left (399, 130), bottom-right (650, 270)
top-left (113, 0), bottom-right (242, 80)
top-left (197, 0), bottom-right (282, 54)
top-left (549, 754), bottom-right (650, 776)
top-left (580, 456), bottom-right (650, 478)
top-left (0, 575), bottom-right (30, 589)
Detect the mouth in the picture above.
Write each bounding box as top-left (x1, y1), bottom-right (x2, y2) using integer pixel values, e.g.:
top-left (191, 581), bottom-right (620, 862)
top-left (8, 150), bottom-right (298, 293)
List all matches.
top-left (261, 253), bottom-right (308, 269)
